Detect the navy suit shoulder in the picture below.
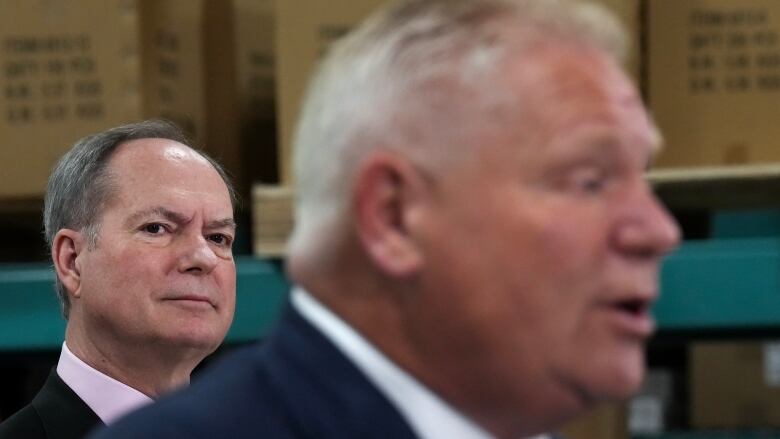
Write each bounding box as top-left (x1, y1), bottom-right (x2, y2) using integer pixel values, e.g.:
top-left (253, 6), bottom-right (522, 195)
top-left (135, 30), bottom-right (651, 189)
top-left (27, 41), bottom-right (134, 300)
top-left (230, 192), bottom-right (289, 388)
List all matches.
top-left (90, 303), bottom-right (418, 439)
top-left (0, 404), bottom-right (46, 439)
top-left (0, 369), bottom-right (101, 439)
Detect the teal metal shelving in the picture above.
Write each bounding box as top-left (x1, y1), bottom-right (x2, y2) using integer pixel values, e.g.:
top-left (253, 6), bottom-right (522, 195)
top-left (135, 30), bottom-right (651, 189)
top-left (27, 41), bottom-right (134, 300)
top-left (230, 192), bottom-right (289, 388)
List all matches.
top-left (3, 234), bottom-right (780, 351)
top-left (2, 236), bottom-right (780, 439)
top-left (656, 237), bottom-right (780, 332)
top-left (0, 256), bottom-right (289, 351)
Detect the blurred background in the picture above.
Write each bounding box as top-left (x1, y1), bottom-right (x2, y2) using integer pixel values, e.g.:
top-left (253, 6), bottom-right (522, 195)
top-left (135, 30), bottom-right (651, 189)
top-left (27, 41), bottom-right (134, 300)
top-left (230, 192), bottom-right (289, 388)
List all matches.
top-left (2, 1), bottom-right (780, 438)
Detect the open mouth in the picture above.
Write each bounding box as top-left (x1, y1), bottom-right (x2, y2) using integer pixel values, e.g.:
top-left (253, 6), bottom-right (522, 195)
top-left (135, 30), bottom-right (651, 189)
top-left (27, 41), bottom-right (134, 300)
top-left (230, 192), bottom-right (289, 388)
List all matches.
top-left (615, 299), bottom-right (649, 316)
top-left (606, 297), bottom-right (655, 337)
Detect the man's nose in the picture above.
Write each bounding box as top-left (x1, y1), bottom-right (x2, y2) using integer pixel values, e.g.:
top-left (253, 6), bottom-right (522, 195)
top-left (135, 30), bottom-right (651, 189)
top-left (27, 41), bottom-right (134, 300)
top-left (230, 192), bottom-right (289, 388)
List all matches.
top-left (177, 233), bottom-right (219, 275)
top-left (613, 183), bottom-right (681, 258)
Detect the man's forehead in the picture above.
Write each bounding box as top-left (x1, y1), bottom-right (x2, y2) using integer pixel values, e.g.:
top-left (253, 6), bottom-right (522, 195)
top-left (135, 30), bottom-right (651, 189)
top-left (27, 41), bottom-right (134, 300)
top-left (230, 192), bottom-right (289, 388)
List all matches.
top-left (482, 44), bottom-right (660, 168)
top-left (106, 139), bottom-right (224, 188)
top-left (102, 139), bottom-right (230, 206)
top-left (112, 138), bottom-right (203, 164)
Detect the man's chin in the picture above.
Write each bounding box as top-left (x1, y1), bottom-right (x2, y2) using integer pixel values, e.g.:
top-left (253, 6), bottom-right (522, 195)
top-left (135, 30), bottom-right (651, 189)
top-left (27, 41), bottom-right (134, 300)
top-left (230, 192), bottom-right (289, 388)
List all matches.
top-left (573, 358), bottom-right (646, 404)
top-left (160, 331), bottom-right (224, 356)
top-left (592, 366), bottom-right (646, 402)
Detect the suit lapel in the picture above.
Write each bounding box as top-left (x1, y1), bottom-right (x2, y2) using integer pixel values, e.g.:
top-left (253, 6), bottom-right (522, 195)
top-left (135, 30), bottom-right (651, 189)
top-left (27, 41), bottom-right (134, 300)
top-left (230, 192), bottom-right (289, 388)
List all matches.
top-left (261, 303), bottom-right (419, 438)
top-left (32, 369), bottom-right (103, 438)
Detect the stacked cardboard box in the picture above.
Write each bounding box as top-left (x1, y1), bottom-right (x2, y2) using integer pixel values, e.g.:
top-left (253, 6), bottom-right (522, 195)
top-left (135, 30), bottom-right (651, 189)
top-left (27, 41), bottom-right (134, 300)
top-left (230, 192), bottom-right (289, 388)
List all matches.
top-left (255, 0), bottom-right (390, 256)
top-left (0, 0), bottom-right (278, 203)
top-left (559, 404), bottom-right (628, 439)
top-left (140, 0), bottom-right (243, 194)
top-left (234, 0), bottom-right (278, 186)
top-left (0, 0), bottom-right (141, 199)
top-left (648, 0), bottom-right (780, 168)
top-left (141, 0), bottom-right (277, 199)
top-left (691, 341), bottom-right (780, 428)
top-left (252, 184), bottom-right (294, 257)
top-left (274, 0), bottom-right (390, 186)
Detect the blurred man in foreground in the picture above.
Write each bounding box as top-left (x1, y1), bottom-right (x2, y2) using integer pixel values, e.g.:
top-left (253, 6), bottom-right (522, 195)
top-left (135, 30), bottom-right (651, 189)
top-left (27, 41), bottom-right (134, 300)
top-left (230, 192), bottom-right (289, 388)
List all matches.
top-left (94, 1), bottom-right (680, 438)
top-left (0, 120), bottom-right (237, 439)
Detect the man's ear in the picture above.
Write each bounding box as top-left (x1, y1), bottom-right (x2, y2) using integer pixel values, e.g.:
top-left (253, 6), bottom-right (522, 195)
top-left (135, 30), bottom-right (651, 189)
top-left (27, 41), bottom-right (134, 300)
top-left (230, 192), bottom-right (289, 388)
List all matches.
top-left (353, 151), bottom-right (428, 278)
top-left (52, 229), bottom-right (87, 298)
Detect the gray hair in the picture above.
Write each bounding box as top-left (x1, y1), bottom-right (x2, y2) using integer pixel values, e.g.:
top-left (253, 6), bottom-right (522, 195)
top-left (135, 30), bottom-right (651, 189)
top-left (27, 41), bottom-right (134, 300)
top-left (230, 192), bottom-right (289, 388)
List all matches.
top-left (43, 119), bottom-right (238, 318)
top-left (288, 0), bottom-right (627, 254)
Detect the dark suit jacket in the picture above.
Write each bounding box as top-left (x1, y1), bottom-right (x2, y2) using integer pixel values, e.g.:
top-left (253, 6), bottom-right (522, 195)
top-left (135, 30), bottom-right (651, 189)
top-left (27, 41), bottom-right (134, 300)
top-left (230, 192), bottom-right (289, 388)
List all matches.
top-left (91, 302), bottom-right (564, 439)
top-left (0, 369), bottom-right (102, 439)
top-left (90, 303), bottom-right (419, 438)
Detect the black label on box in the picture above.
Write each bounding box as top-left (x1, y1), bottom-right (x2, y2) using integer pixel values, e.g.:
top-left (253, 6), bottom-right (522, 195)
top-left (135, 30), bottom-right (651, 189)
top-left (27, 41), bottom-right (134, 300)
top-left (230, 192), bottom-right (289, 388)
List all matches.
top-left (688, 7), bottom-right (780, 94)
top-left (1, 34), bottom-right (105, 124)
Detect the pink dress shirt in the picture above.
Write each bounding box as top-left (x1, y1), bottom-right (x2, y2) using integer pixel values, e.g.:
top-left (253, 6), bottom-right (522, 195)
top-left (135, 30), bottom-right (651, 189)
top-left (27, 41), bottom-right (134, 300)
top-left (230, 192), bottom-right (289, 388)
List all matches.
top-left (56, 342), bottom-right (153, 425)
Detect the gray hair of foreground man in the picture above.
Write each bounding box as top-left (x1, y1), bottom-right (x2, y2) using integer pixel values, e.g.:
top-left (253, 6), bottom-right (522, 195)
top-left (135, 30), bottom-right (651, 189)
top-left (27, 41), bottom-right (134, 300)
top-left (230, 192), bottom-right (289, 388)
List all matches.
top-left (43, 119), bottom-right (237, 318)
top-left (289, 0), bottom-right (627, 254)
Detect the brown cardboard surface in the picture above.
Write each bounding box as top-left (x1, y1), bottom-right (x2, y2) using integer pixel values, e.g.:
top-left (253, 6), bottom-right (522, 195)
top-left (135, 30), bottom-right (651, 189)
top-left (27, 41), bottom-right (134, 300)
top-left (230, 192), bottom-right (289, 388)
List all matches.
top-left (274, 0), bottom-right (389, 185)
top-left (140, 0), bottom-right (241, 195)
top-left (648, 0), bottom-right (780, 168)
top-left (560, 404), bottom-right (628, 439)
top-left (234, 0), bottom-right (278, 186)
top-left (691, 341), bottom-right (780, 428)
top-left (236, 0), bottom-right (275, 118)
top-left (0, 0), bottom-right (141, 199)
top-left (140, 0), bottom-right (205, 141)
top-left (0, 0), bottom-right (269, 202)
top-left (252, 184), bottom-right (294, 257)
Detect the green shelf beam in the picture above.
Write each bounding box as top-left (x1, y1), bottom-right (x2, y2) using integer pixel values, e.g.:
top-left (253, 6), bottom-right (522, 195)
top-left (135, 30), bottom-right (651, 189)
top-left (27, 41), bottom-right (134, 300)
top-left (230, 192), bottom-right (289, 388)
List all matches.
top-left (656, 237), bottom-right (780, 331)
top-left (0, 256), bottom-right (289, 351)
top-left (4, 236), bottom-right (780, 351)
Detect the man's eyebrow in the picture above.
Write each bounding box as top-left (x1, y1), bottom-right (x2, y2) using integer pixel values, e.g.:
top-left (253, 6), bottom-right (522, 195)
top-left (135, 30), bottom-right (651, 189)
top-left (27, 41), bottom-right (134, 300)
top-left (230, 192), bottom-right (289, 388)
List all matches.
top-left (125, 206), bottom-right (189, 228)
top-left (125, 207), bottom-right (235, 231)
top-left (207, 218), bottom-right (237, 231)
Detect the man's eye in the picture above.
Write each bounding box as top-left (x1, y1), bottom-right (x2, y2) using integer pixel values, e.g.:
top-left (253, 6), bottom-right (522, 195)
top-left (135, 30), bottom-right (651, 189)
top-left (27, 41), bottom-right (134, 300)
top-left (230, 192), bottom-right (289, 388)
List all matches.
top-left (143, 223), bottom-right (166, 234)
top-left (569, 168), bottom-right (608, 194)
top-left (208, 234), bottom-right (232, 247)
top-left (578, 175), bottom-right (605, 193)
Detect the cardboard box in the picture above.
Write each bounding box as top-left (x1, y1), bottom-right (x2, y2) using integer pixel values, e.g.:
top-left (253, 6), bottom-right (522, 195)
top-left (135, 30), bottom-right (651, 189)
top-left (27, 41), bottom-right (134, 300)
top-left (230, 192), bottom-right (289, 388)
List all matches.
top-left (559, 403), bottom-right (628, 439)
top-left (140, 0), bottom-right (241, 194)
top-left (274, 0), bottom-right (390, 185)
top-left (1, 0), bottom-right (275, 201)
top-left (234, 0), bottom-right (278, 186)
top-left (690, 341), bottom-right (780, 428)
top-left (142, 0), bottom-right (279, 197)
top-left (252, 184), bottom-right (294, 257)
top-left (0, 0), bottom-right (141, 199)
top-left (647, 0), bottom-right (780, 168)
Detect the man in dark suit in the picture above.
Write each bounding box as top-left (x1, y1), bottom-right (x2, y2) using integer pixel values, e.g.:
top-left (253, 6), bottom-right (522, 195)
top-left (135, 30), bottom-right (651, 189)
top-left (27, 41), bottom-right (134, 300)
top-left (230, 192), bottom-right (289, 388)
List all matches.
top-left (0, 120), bottom-right (238, 438)
top-left (94, 0), bottom-right (680, 438)
top-left (0, 372), bottom-right (101, 439)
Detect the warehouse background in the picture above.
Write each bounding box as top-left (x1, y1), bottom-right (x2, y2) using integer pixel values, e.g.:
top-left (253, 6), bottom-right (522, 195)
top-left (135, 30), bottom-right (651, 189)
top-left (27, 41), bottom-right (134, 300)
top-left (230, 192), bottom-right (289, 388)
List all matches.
top-left (2, 1), bottom-right (780, 438)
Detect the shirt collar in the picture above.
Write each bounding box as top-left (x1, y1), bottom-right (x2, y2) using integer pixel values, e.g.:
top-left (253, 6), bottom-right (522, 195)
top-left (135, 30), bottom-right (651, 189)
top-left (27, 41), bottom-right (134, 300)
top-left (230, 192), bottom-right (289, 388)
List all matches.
top-left (57, 342), bottom-right (153, 425)
top-left (291, 287), bottom-right (497, 439)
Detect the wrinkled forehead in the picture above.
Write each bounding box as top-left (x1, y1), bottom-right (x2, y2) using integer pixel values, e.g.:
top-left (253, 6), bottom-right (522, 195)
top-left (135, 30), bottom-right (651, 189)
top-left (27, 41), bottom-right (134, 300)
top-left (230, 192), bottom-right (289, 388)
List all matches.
top-left (104, 139), bottom-right (228, 204)
top-left (424, 40), bottom-right (661, 177)
top-left (503, 41), bottom-right (657, 142)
